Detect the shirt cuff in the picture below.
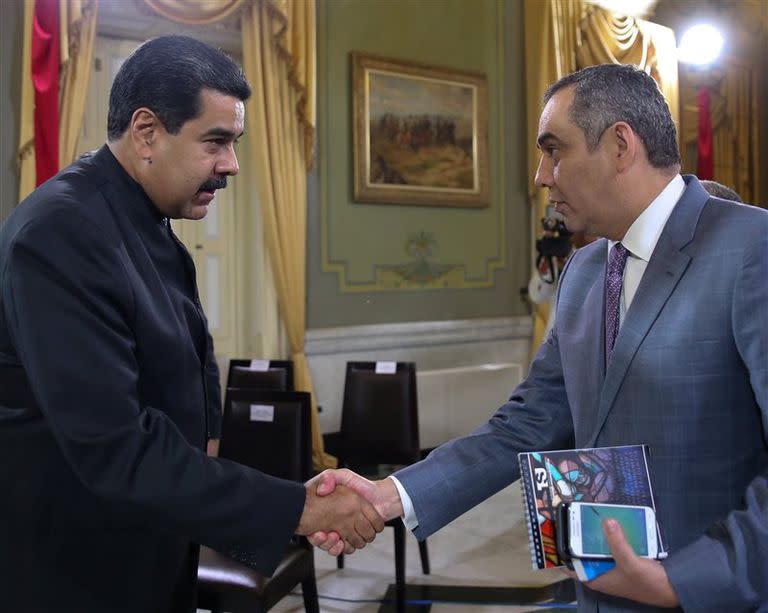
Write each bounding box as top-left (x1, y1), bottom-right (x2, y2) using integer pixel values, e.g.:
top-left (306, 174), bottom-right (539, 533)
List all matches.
top-left (389, 475), bottom-right (419, 532)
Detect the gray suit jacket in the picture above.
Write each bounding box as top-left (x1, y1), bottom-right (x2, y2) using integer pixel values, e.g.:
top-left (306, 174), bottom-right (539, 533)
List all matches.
top-left (396, 177), bottom-right (768, 612)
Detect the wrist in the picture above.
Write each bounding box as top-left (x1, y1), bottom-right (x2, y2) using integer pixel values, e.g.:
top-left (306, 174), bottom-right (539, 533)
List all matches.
top-left (296, 484), bottom-right (313, 535)
top-left (656, 564), bottom-right (679, 608)
top-left (379, 477), bottom-right (404, 520)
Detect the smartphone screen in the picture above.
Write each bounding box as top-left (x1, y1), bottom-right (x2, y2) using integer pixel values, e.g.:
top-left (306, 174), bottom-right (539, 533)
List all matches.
top-left (579, 504), bottom-right (649, 556)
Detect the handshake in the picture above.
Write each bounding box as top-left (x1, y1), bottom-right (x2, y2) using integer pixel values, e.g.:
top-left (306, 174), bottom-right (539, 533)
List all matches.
top-left (295, 469), bottom-right (404, 555)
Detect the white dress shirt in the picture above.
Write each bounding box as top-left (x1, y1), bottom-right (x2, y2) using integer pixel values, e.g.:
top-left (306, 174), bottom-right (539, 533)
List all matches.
top-left (391, 174), bottom-right (686, 532)
top-left (612, 174), bottom-right (685, 321)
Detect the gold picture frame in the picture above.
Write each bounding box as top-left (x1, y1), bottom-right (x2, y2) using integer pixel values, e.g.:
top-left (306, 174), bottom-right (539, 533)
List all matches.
top-left (352, 52), bottom-right (489, 207)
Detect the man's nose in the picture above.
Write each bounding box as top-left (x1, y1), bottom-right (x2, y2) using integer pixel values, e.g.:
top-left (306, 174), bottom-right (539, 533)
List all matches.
top-left (534, 155), bottom-right (552, 188)
top-left (217, 144), bottom-right (239, 176)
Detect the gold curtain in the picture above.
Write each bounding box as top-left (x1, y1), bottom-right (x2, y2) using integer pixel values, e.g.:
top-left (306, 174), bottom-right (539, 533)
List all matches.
top-left (523, 0), bottom-right (585, 355)
top-left (141, 0), bottom-right (315, 166)
top-left (59, 0), bottom-right (99, 167)
top-left (17, 0), bottom-right (98, 201)
top-left (577, 7), bottom-right (679, 130)
top-left (524, 1), bottom-right (679, 352)
top-left (18, 0), bottom-right (35, 201)
top-left (679, 61), bottom-right (759, 204)
top-left (143, 0), bottom-right (244, 24)
top-left (241, 0), bottom-right (332, 470)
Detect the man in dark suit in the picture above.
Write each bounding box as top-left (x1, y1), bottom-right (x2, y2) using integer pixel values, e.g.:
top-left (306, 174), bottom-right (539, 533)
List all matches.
top-left (312, 64), bottom-right (768, 612)
top-left (0, 35), bottom-right (382, 612)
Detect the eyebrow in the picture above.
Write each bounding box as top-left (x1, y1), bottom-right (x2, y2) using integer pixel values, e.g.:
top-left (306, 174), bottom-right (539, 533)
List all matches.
top-left (536, 132), bottom-right (563, 149)
top-left (201, 127), bottom-right (244, 140)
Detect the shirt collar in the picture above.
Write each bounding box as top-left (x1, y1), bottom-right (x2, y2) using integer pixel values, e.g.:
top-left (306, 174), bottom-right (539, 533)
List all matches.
top-left (91, 145), bottom-right (168, 228)
top-left (609, 174), bottom-right (685, 261)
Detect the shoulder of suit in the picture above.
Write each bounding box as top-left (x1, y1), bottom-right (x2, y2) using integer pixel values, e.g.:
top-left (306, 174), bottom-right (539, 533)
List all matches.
top-left (701, 196), bottom-right (768, 232)
top-left (571, 237), bottom-right (607, 263)
top-left (557, 238), bottom-right (607, 286)
top-left (12, 158), bottom-right (116, 235)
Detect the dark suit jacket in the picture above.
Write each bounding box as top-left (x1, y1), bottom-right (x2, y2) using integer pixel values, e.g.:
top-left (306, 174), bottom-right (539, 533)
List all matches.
top-left (0, 147), bottom-right (305, 612)
top-left (396, 177), bottom-right (768, 612)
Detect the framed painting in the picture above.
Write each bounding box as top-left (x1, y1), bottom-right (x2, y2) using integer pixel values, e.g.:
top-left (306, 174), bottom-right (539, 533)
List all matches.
top-left (352, 52), bottom-right (489, 207)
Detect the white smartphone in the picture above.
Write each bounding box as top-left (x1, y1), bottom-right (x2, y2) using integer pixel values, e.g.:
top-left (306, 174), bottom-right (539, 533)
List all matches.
top-left (567, 502), bottom-right (658, 559)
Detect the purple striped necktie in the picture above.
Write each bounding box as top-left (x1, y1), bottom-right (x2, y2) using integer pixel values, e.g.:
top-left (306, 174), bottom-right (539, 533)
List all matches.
top-left (605, 242), bottom-right (629, 360)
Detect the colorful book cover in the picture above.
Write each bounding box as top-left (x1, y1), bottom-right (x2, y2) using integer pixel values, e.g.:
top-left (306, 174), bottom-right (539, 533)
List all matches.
top-left (517, 444), bottom-right (664, 572)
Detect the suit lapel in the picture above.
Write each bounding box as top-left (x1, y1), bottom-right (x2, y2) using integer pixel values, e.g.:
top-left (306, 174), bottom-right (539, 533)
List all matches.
top-left (572, 249), bottom-right (610, 444)
top-left (586, 176), bottom-right (708, 446)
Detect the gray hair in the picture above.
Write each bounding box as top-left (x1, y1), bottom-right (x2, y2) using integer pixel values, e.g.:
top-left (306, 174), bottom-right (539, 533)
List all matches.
top-left (544, 64), bottom-right (681, 169)
top-left (699, 180), bottom-right (743, 202)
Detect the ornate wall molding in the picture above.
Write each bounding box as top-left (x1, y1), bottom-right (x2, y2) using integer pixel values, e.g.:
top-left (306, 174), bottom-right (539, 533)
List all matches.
top-left (306, 316), bottom-right (530, 356)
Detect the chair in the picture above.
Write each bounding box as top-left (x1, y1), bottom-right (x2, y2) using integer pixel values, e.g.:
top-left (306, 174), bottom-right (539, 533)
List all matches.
top-left (196, 390), bottom-right (319, 613)
top-left (336, 361), bottom-right (430, 612)
top-left (223, 360), bottom-right (294, 440)
top-left (226, 359), bottom-right (294, 391)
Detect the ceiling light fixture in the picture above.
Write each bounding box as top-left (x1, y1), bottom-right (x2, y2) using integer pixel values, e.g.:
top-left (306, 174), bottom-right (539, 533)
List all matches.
top-left (678, 24), bottom-right (724, 65)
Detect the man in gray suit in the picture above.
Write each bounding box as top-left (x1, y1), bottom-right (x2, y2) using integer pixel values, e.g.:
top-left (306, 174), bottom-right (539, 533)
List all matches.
top-left (311, 64), bottom-right (768, 612)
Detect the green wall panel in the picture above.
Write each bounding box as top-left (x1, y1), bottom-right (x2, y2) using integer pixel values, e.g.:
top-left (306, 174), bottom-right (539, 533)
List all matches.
top-left (308, 0), bottom-right (530, 327)
top-left (0, 0), bottom-right (22, 221)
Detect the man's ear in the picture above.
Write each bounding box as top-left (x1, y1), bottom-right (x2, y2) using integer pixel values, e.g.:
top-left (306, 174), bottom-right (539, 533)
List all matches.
top-left (129, 108), bottom-right (160, 160)
top-left (610, 121), bottom-right (637, 173)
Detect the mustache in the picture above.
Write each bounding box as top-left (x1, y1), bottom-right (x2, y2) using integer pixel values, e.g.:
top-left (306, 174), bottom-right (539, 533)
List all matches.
top-left (198, 175), bottom-right (228, 192)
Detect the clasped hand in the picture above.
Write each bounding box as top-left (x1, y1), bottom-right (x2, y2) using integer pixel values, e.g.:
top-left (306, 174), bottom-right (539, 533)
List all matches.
top-left (296, 471), bottom-right (388, 553)
top-left (300, 469), bottom-right (402, 555)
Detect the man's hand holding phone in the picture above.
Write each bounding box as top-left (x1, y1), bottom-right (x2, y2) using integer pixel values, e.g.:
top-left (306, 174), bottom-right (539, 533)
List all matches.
top-left (584, 517), bottom-right (679, 607)
top-left (565, 502), bottom-right (679, 607)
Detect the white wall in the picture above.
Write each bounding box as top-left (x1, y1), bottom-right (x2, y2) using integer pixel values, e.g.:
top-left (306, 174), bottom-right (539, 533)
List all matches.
top-left (306, 316), bottom-right (532, 444)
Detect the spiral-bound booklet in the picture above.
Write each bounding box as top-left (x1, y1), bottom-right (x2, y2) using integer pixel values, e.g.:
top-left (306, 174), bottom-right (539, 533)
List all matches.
top-left (517, 444), bottom-right (665, 572)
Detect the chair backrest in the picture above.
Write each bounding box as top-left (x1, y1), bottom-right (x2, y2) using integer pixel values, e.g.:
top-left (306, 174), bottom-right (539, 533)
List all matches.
top-left (220, 389), bottom-right (311, 482)
top-left (339, 361), bottom-right (419, 466)
top-left (226, 359), bottom-right (294, 392)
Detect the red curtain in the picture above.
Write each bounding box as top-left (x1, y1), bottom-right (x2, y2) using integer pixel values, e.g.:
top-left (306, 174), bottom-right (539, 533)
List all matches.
top-left (696, 86), bottom-right (713, 180)
top-left (32, 0), bottom-right (60, 186)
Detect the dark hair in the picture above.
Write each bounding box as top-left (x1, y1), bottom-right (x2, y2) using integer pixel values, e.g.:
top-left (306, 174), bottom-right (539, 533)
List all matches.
top-left (699, 180), bottom-right (743, 203)
top-left (107, 35), bottom-right (251, 140)
top-left (544, 64), bottom-right (680, 169)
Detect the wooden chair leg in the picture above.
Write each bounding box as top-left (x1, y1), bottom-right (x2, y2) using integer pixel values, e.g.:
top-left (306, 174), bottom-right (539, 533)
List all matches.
top-left (301, 574), bottom-right (320, 613)
top-left (418, 539), bottom-right (430, 575)
top-left (393, 521), bottom-right (406, 612)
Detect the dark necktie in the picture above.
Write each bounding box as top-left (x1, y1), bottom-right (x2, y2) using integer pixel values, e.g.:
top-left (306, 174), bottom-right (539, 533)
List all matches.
top-left (605, 243), bottom-right (629, 360)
